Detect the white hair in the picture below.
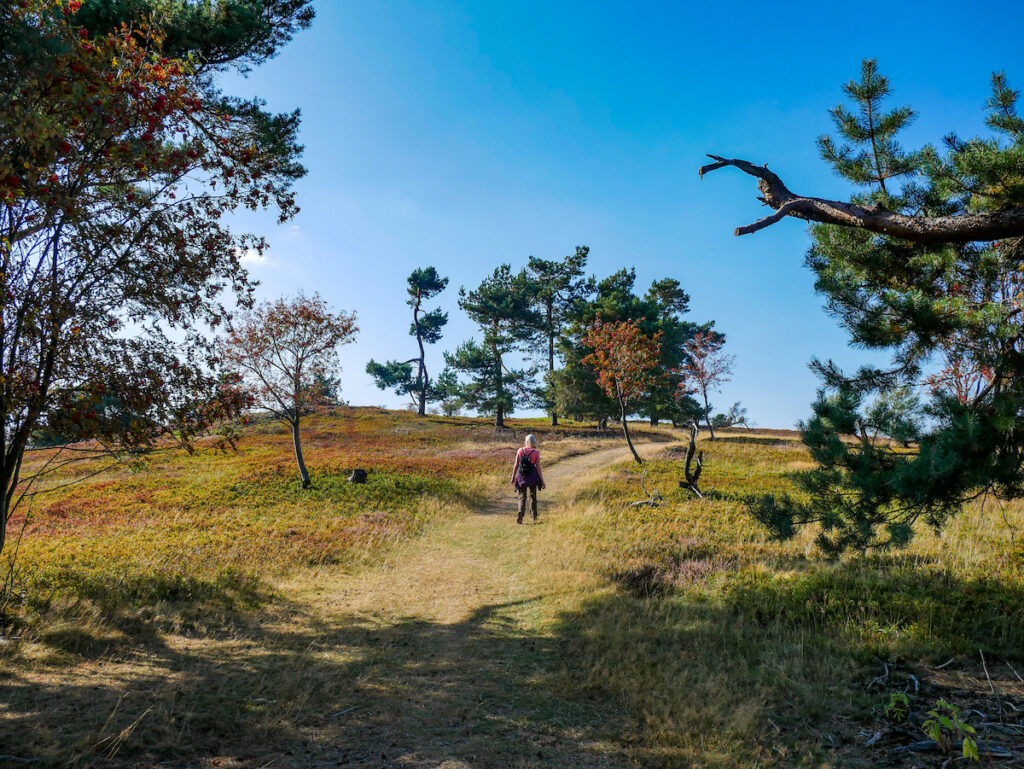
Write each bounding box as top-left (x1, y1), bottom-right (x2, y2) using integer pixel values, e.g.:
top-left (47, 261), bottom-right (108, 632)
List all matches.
top-left (524, 434), bottom-right (537, 449)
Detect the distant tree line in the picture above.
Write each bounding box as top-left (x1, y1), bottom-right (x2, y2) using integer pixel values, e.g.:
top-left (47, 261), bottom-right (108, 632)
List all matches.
top-left (367, 248), bottom-right (741, 431)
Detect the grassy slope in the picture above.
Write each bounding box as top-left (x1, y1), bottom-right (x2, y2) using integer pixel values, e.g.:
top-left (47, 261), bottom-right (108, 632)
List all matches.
top-left (2, 413), bottom-right (1023, 767)
top-left (2, 408), bottom-right (637, 632)
top-left (552, 434), bottom-right (1024, 766)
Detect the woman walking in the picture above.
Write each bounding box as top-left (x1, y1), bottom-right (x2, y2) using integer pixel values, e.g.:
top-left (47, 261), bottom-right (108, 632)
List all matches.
top-left (510, 434), bottom-right (545, 524)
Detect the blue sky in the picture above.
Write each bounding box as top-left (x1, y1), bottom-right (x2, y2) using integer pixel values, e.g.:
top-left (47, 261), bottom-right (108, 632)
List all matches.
top-left (223, 0), bottom-right (1024, 428)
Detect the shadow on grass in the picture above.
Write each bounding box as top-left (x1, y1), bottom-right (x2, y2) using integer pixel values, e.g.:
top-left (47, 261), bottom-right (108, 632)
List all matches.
top-left (0, 579), bottom-right (858, 769)
top-left (722, 558), bottom-right (1024, 659)
top-left (3, 567), bottom-right (272, 647)
top-left (5, 558), bottom-right (1021, 767)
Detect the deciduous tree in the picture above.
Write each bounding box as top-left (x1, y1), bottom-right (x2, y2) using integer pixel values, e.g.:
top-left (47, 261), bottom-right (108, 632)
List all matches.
top-left (222, 294), bottom-right (357, 488)
top-left (554, 269), bottom-right (705, 428)
top-left (678, 331), bottom-right (735, 439)
top-left (582, 320), bottom-right (662, 465)
top-left (0, 0), bottom-right (311, 556)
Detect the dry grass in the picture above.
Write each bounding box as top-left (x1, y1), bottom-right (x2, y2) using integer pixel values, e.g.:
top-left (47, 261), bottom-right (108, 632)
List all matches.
top-left (2, 417), bottom-right (1022, 767)
top-left (534, 430), bottom-right (1024, 766)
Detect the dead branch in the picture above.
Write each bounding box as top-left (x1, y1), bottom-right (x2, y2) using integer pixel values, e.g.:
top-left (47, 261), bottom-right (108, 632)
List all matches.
top-left (678, 423), bottom-right (704, 498)
top-left (630, 464), bottom-right (665, 507)
top-left (981, 649), bottom-right (996, 694)
top-left (699, 154), bottom-right (1024, 243)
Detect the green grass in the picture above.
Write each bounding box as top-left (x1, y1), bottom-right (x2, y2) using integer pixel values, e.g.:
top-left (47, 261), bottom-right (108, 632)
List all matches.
top-left (3, 417), bottom-right (1021, 767)
top-left (536, 431), bottom-right (1024, 765)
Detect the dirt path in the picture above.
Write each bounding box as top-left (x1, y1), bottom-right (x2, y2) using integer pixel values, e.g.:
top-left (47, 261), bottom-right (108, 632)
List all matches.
top-left (281, 441), bottom-right (671, 768)
top-left (316, 442), bottom-right (663, 622)
top-left (2, 442), bottom-right (671, 769)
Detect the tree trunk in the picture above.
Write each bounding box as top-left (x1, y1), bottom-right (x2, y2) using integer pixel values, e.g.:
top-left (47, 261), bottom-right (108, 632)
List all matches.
top-left (547, 303), bottom-right (558, 426)
top-left (414, 300), bottom-right (427, 417)
top-left (650, 416), bottom-right (659, 427)
top-left (597, 417), bottom-right (608, 431)
top-left (703, 391), bottom-right (716, 440)
top-left (618, 386), bottom-right (643, 465)
top-left (0, 443), bottom-right (27, 560)
top-left (291, 419), bottom-right (312, 488)
top-left (680, 422), bottom-right (704, 498)
top-left (1, 433), bottom-right (28, 559)
top-left (417, 359), bottom-right (428, 417)
top-left (493, 336), bottom-right (504, 428)
top-left (0, 491), bottom-right (7, 558)
top-left (0, 458), bottom-right (15, 558)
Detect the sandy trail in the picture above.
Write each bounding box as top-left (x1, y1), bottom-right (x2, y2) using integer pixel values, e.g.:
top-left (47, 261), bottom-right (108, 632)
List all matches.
top-left (310, 442), bottom-right (668, 622)
top-left (283, 441), bottom-right (673, 768)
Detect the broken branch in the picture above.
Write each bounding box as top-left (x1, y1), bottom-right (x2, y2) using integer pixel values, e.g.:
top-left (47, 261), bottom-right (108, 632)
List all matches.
top-left (699, 154), bottom-right (1024, 243)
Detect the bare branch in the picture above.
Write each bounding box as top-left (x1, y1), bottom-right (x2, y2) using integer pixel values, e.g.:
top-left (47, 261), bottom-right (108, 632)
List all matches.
top-left (699, 154), bottom-right (1024, 243)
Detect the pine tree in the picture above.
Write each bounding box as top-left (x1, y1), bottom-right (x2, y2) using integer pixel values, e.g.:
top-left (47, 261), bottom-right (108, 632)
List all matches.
top-left (740, 62), bottom-right (1024, 554)
top-left (450, 265), bottom-right (541, 427)
top-left (553, 269), bottom-right (704, 428)
top-left (641, 278), bottom-right (704, 427)
top-left (526, 246), bottom-right (593, 426)
top-left (817, 59), bottom-right (918, 204)
top-left (366, 267), bottom-right (448, 415)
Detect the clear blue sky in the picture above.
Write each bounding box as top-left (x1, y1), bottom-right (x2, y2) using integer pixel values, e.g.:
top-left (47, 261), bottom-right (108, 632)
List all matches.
top-left (223, 0), bottom-right (1024, 428)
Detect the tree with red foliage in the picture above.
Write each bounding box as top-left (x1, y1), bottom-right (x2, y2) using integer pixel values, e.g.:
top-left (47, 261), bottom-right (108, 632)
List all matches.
top-left (679, 331), bottom-right (735, 440)
top-left (582, 320), bottom-right (662, 465)
top-left (924, 350), bottom-right (995, 405)
top-left (222, 294), bottom-right (358, 488)
top-left (0, 1), bottom-right (312, 556)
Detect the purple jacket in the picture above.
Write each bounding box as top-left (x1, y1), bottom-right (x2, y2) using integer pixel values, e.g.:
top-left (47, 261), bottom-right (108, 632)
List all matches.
top-left (514, 447), bottom-right (543, 489)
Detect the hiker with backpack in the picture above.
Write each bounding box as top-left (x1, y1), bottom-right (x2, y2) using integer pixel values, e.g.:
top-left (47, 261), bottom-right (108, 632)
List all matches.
top-left (510, 434), bottom-right (545, 524)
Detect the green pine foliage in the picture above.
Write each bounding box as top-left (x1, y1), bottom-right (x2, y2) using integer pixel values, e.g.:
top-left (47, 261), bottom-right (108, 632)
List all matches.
top-left (74, 0), bottom-right (315, 71)
top-left (554, 269), bottom-right (706, 426)
top-left (751, 61), bottom-right (1024, 555)
top-left (527, 246), bottom-right (593, 424)
top-left (447, 265), bottom-right (542, 427)
top-left (366, 267), bottom-right (449, 415)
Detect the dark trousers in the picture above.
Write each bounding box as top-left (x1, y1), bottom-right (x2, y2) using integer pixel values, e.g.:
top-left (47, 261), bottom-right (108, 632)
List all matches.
top-left (517, 485), bottom-right (538, 521)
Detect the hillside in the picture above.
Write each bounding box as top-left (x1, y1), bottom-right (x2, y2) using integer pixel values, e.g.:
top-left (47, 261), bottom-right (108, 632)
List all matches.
top-left (1, 409), bottom-right (1023, 767)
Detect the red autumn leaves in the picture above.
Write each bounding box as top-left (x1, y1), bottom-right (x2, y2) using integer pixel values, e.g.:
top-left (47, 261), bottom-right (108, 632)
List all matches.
top-left (581, 321), bottom-right (731, 408)
top-left (582, 320), bottom-right (663, 404)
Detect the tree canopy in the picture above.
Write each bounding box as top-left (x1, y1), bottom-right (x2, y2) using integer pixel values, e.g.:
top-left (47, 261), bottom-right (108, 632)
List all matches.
top-left (222, 294), bottom-right (357, 488)
top-left (722, 61), bottom-right (1024, 553)
top-left (0, 0), bottom-right (312, 554)
top-left (367, 267), bottom-right (449, 416)
top-left (448, 265), bottom-right (541, 427)
top-left (582, 320), bottom-right (662, 464)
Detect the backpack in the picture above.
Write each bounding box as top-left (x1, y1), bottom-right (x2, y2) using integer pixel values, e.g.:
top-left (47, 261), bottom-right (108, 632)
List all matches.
top-left (519, 448), bottom-right (536, 476)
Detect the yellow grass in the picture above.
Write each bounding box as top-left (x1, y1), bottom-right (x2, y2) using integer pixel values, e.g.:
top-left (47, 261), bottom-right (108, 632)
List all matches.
top-left (2, 416), bottom-right (1022, 767)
